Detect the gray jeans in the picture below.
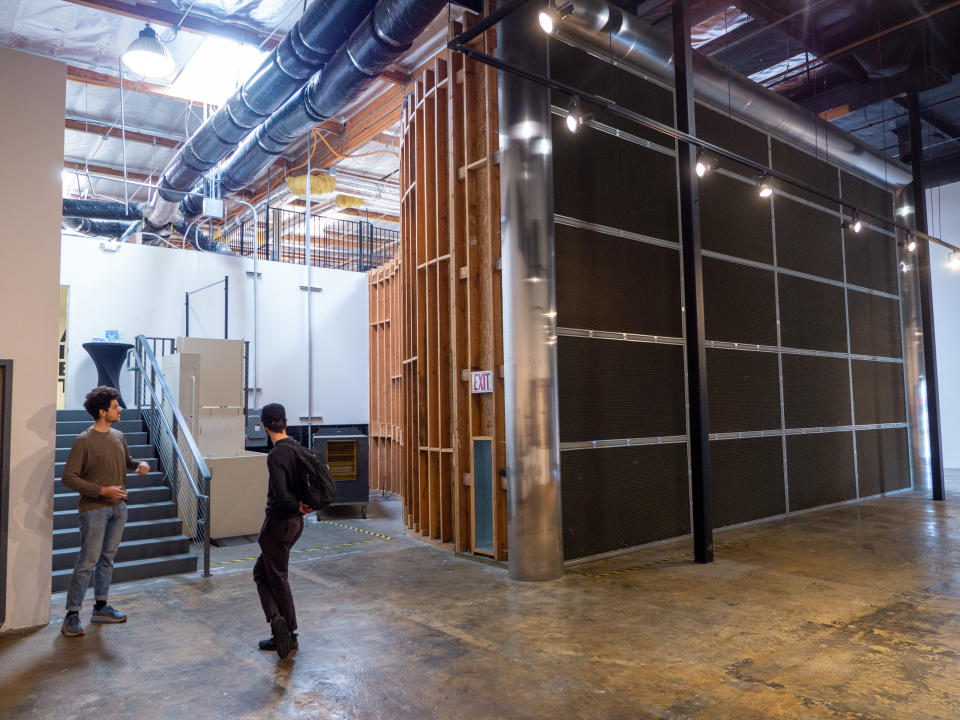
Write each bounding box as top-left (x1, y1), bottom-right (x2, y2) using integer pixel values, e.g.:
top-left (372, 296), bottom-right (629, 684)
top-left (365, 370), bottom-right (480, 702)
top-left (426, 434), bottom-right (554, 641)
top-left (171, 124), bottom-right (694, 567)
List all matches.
top-left (65, 502), bottom-right (127, 611)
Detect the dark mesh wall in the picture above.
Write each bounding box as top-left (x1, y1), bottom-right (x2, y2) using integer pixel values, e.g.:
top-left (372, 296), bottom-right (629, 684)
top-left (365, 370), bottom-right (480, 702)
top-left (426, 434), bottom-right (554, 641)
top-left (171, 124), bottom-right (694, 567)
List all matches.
top-left (848, 291), bottom-right (903, 358)
top-left (711, 437), bottom-right (785, 528)
top-left (561, 444), bottom-right (689, 560)
top-left (548, 38), bottom-right (910, 561)
top-left (703, 257), bottom-right (778, 345)
top-left (557, 336), bottom-right (686, 442)
top-left (555, 224), bottom-right (682, 336)
top-left (778, 274), bottom-right (847, 352)
top-left (782, 355), bottom-right (852, 428)
top-left (787, 433), bottom-right (857, 511)
top-left (856, 428), bottom-right (911, 496)
top-left (706, 349), bottom-right (781, 433)
top-left (775, 197), bottom-right (844, 281)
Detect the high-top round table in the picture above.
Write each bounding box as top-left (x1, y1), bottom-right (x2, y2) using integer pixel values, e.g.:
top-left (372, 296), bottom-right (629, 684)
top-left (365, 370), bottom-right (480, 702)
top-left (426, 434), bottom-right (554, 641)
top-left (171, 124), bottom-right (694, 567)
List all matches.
top-left (82, 342), bottom-right (134, 408)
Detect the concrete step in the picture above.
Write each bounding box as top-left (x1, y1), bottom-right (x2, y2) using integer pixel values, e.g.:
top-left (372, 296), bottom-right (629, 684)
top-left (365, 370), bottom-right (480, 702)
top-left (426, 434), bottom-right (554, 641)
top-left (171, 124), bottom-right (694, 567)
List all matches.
top-left (57, 408), bottom-right (141, 422)
top-left (54, 471), bottom-right (165, 494)
top-left (53, 518), bottom-right (185, 550)
top-left (55, 458), bottom-right (158, 478)
top-left (54, 486), bottom-right (171, 512)
top-left (56, 419), bottom-right (143, 435)
top-left (54, 501), bottom-right (178, 530)
top-left (52, 553), bottom-right (198, 593)
top-left (56, 444), bottom-right (155, 463)
top-left (52, 535), bottom-right (192, 571)
top-left (57, 431), bottom-right (148, 448)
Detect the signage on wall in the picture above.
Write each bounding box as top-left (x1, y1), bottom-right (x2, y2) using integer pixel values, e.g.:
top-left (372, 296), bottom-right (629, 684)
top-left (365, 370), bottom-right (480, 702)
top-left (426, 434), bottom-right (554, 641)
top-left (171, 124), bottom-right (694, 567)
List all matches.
top-left (471, 370), bottom-right (493, 394)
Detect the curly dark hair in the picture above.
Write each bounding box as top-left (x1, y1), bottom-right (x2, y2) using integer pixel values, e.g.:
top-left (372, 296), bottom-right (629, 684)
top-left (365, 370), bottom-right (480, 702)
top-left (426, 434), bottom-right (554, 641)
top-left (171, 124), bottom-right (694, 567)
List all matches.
top-left (83, 385), bottom-right (119, 420)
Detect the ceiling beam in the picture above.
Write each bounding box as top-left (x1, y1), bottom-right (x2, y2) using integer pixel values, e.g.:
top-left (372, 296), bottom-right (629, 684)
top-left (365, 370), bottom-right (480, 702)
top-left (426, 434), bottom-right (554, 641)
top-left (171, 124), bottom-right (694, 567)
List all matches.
top-left (339, 207), bottom-right (401, 224)
top-left (67, 65), bottom-right (207, 108)
top-left (60, 0), bottom-right (277, 49)
top-left (65, 118), bottom-right (184, 150)
top-left (63, 160), bottom-right (154, 184)
top-left (892, 98), bottom-right (960, 156)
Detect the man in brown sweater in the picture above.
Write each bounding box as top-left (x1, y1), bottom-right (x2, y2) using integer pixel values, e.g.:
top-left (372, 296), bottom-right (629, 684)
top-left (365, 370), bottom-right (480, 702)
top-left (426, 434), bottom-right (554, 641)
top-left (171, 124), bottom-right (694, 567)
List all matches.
top-left (60, 385), bottom-right (149, 638)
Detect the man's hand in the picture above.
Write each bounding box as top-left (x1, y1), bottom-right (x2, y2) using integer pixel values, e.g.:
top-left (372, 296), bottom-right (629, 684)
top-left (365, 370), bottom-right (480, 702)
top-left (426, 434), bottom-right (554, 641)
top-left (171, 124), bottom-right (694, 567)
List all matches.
top-left (99, 485), bottom-right (128, 501)
top-left (136, 461), bottom-right (151, 475)
top-left (298, 502), bottom-right (313, 515)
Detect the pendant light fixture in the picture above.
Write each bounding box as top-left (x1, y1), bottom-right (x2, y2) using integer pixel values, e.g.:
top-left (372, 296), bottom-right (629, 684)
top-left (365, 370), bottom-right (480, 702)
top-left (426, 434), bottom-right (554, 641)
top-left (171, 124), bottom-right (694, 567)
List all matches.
top-left (122, 23), bottom-right (175, 78)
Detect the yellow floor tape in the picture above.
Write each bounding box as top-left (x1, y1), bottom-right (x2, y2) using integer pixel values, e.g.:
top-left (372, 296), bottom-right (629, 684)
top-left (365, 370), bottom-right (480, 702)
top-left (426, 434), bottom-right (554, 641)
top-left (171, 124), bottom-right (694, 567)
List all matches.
top-left (570, 527), bottom-right (787, 579)
top-left (211, 522), bottom-right (392, 567)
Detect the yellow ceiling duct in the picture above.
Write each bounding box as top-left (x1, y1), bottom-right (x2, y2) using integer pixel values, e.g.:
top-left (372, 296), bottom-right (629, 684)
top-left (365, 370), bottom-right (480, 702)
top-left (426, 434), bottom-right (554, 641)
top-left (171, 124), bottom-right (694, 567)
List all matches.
top-left (285, 172), bottom-right (336, 197)
top-left (335, 194), bottom-right (363, 209)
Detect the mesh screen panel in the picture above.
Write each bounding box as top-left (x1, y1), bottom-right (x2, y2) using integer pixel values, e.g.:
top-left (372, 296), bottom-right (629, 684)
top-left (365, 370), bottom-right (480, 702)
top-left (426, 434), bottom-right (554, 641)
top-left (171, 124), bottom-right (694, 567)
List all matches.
top-left (856, 428), bottom-right (911, 496)
top-left (561, 444), bottom-right (690, 560)
top-left (555, 223), bottom-right (682, 336)
top-left (844, 228), bottom-right (899, 294)
top-left (782, 354), bottom-right (852, 428)
top-left (711, 437), bottom-right (785, 528)
top-left (553, 116), bottom-right (679, 241)
top-left (778, 274), bottom-right (848, 353)
top-left (848, 290), bottom-right (903, 358)
top-left (787, 432), bottom-right (857, 511)
top-left (774, 197), bottom-right (844, 281)
top-left (557, 336), bottom-right (686, 442)
top-left (703, 257), bottom-right (778, 345)
top-left (706, 349), bottom-right (781, 433)
top-left (700, 173), bottom-right (774, 263)
top-left (841, 171), bottom-right (894, 221)
top-left (696, 104), bottom-right (769, 178)
top-left (852, 360), bottom-right (907, 425)
top-left (771, 139), bottom-right (839, 210)
top-left (549, 39), bottom-right (674, 147)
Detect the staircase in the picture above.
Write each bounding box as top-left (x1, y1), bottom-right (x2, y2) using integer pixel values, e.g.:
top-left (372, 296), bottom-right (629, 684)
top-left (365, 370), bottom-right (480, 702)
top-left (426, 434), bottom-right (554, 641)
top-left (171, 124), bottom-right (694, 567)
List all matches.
top-left (53, 408), bottom-right (197, 592)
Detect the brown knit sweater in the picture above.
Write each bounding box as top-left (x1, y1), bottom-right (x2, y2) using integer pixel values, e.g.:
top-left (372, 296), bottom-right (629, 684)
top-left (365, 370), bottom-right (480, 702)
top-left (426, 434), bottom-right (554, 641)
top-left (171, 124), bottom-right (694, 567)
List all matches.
top-left (61, 427), bottom-right (141, 513)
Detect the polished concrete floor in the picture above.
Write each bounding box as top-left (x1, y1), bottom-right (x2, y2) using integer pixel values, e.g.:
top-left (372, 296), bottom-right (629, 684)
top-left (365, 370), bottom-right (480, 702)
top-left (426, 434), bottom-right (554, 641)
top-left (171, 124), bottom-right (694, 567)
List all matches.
top-left (4, 478), bottom-right (960, 719)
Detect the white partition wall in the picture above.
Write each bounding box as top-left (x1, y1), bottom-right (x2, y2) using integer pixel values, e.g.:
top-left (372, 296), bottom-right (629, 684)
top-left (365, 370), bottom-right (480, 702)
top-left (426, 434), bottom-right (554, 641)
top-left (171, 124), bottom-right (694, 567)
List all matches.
top-left (0, 48), bottom-right (64, 632)
top-left (60, 237), bottom-right (370, 426)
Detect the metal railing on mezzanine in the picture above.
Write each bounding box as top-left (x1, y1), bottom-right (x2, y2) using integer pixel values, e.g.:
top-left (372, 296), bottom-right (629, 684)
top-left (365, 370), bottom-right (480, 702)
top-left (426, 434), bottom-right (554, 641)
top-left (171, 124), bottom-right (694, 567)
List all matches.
top-left (129, 334), bottom-right (211, 577)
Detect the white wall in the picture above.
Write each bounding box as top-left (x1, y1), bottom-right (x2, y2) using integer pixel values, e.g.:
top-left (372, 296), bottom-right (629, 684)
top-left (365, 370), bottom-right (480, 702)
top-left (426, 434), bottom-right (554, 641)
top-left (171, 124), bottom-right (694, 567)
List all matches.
top-left (927, 181), bottom-right (960, 468)
top-left (60, 237), bottom-right (369, 426)
top-left (0, 48), bottom-right (64, 632)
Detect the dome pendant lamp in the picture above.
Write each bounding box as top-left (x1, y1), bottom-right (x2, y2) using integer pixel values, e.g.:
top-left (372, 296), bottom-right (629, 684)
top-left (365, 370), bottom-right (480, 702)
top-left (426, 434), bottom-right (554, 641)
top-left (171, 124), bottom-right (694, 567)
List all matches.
top-left (122, 23), bottom-right (175, 78)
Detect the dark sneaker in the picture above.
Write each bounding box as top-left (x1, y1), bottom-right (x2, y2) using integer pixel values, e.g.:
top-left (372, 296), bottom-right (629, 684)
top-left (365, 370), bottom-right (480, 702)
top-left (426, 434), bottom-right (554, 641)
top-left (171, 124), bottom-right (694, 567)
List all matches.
top-left (91, 605), bottom-right (127, 623)
top-left (258, 633), bottom-right (299, 652)
top-left (61, 613), bottom-right (84, 637)
top-left (270, 616), bottom-right (294, 659)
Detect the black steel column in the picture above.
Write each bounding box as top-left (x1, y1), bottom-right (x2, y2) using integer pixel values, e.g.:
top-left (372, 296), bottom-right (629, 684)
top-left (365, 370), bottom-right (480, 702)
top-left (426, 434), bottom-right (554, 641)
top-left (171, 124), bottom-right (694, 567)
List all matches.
top-left (908, 92), bottom-right (945, 501)
top-left (673, 0), bottom-right (713, 562)
top-left (224, 274), bottom-right (229, 339)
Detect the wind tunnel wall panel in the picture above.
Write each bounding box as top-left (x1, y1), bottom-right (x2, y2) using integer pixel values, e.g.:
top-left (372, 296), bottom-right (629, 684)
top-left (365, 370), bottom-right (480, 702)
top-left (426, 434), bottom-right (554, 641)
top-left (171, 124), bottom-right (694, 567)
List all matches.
top-left (856, 428), bottom-right (911, 497)
top-left (710, 437), bottom-right (785, 528)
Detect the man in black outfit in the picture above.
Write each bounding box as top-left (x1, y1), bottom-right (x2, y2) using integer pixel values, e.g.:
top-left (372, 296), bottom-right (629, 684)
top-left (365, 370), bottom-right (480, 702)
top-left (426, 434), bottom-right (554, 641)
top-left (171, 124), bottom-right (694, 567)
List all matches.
top-left (254, 403), bottom-right (311, 658)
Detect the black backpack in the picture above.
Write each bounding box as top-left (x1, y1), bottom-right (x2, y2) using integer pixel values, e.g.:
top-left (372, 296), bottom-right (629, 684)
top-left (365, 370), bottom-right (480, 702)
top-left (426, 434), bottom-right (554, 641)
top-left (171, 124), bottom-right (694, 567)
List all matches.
top-left (285, 441), bottom-right (337, 511)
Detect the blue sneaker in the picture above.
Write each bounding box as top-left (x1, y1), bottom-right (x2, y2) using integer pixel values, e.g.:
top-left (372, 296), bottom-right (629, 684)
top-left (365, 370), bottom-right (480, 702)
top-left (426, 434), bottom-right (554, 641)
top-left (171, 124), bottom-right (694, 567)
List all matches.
top-left (61, 613), bottom-right (84, 637)
top-left (91, 605), bottom-right (127, 623)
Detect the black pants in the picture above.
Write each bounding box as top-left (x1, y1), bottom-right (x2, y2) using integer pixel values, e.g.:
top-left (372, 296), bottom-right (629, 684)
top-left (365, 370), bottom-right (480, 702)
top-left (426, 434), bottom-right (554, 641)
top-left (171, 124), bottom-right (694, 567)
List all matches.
top-left (253, 513), bottom-right (304, 632)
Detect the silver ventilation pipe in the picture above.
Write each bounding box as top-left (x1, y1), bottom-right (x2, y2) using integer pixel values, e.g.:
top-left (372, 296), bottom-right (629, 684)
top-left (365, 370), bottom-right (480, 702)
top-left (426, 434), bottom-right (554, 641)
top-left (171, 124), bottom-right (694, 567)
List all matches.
top-left (555, 0), bottom-right (913, 187)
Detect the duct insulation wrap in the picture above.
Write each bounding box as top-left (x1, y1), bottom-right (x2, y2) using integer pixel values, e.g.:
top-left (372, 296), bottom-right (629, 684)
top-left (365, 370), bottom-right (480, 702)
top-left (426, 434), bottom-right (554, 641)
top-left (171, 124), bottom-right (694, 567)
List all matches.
top-left (556, 0), bottom-right (912, 187)
top-left (145, 0), bottom-right (378, 225)
top-left (335, 194), bottom-right (363, 208)
top-left (63, 199), bottom-right (141, 221)
top-left (63, 217), bottom-right (136, 238)
top-left (181, 0), bottom-right (447, 219)
top-left (286, 172), bottom-right (337, 196)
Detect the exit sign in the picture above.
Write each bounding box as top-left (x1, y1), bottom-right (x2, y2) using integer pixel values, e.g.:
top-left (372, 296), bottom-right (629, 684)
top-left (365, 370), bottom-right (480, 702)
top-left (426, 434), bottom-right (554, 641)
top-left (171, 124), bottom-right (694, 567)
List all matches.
top-left (471, 370), bottom-right (493, 394)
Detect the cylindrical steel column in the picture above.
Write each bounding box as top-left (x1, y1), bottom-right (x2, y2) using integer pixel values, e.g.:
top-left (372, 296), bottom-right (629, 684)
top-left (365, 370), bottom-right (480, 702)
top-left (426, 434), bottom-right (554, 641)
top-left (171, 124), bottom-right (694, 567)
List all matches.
top-left (499, 1), bottom-right (564, 581)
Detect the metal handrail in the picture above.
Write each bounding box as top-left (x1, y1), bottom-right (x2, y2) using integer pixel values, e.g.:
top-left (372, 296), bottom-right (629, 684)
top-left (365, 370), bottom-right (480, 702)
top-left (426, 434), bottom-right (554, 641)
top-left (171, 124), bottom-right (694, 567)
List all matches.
top-left (130, 334), bottom-right (211, 577)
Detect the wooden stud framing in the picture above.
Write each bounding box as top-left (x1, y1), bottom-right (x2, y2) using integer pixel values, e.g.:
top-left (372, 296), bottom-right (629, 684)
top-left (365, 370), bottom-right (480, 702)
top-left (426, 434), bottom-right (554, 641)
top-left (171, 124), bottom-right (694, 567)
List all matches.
top-left (368, 9), bottom-right (505, 558)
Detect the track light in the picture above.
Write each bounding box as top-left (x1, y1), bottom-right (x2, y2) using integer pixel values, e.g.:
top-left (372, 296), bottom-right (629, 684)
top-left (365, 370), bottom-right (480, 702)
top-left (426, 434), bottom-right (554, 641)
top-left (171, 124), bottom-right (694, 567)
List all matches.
top-left (756, 174), bottom-right (773, 198)
top-left (565, 95), bottom-right (590, 133)
top-left (950, 250), bottom-right (960, 270)
top-left (695, 151), bottom-right (717, 178)
top-left (538, 2), bottom-right (573, 34)
top-left (906, 238), bottom-right (917, 252)
top-left (122, 23), bottom-right (175, 77)
top-left (842, 210), bottom-right (862, 233)
top-left (901, 261), bottom-right (910, 274)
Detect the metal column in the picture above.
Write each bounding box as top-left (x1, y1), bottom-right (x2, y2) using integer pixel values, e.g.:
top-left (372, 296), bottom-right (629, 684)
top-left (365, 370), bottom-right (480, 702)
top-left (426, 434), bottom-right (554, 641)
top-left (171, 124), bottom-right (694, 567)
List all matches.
top-left (673, 0), bottom-right (713, 562)
top-left (499, 0), bottom-right (564, 581)
top-left (908, 92), bottom-right (946, 500)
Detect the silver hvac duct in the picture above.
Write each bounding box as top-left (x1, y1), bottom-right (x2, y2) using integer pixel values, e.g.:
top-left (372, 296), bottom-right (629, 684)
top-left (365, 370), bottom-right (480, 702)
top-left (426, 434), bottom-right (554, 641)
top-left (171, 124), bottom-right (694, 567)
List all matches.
top-left (556, 0), bottom-right (913, 188)
top-left (142, 0), bottom-right (378, 228)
